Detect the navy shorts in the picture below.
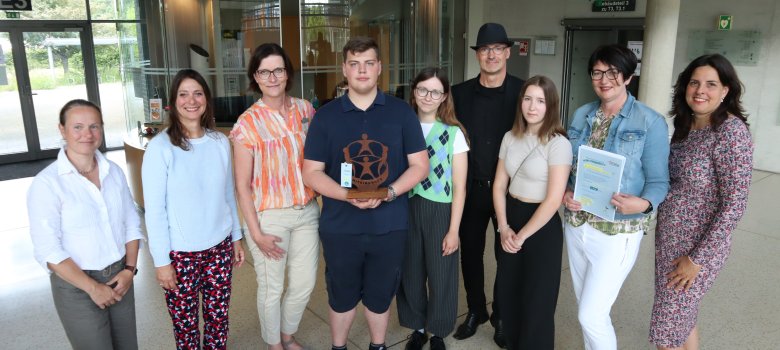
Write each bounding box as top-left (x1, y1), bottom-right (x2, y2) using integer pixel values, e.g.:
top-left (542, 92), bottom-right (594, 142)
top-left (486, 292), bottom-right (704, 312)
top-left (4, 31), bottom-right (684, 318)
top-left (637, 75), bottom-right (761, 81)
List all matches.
top-left (320, 229), bottom-right (407, 313)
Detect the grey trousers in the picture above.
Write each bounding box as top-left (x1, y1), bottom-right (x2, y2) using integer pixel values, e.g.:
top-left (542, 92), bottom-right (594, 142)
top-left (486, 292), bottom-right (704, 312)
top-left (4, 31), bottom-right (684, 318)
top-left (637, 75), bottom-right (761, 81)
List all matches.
top-left (50, 258), bottom-right (138, 350)
top-left (397, 196), bottom-right (460, 337)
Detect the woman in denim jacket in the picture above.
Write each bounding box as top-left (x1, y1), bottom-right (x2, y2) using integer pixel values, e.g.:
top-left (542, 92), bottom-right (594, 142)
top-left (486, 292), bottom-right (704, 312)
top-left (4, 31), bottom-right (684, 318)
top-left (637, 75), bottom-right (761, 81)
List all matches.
top-left (561, 44), bottom-right (670, 350)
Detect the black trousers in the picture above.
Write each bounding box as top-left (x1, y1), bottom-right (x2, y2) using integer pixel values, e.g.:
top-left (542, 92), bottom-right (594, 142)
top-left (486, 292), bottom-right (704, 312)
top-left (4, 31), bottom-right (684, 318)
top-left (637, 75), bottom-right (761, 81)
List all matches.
top-left (458, 179), bottom-right (500, 321)
top-left (496, 196), bottom-right (563, 350)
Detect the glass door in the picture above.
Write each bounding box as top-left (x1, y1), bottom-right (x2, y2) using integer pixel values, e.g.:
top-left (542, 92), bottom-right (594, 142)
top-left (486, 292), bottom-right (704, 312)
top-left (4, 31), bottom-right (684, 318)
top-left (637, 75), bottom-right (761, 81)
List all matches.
top-left (0, 32), bottom-right (28, 157)
top-left (0, 24), bottom-right (96, 164)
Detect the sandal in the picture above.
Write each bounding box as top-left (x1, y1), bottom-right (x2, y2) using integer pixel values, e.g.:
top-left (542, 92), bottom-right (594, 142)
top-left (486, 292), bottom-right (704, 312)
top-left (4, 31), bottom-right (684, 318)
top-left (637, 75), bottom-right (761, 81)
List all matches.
top-left (281, 336), bottom-right (309, 350)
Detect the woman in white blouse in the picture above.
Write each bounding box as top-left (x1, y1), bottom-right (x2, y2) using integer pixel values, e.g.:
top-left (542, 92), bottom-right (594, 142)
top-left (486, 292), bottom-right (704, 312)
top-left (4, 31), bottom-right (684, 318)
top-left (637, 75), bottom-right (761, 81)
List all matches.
top-left (28, 99), bottom-right (144, 350)
top-left (492, 76), bottom-right (572, 349)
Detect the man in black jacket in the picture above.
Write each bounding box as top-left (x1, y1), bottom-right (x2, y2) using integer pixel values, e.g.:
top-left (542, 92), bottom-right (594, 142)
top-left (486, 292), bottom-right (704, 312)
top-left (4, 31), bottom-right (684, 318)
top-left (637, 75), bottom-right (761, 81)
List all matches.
top-left (450, 22), bottom-right (524, 349)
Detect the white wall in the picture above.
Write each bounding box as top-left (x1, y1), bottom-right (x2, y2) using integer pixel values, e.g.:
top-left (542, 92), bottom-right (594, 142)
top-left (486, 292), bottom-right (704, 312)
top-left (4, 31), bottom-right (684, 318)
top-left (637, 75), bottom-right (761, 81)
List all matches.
top-left (467, 0), bottom-right (779, 171)
top-left (673, 0), bottom-right (780, 172)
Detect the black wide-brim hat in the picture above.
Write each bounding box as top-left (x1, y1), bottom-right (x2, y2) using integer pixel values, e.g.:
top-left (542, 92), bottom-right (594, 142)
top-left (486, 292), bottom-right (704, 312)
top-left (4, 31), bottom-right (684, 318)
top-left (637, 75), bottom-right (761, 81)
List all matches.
top-left (470, 23), bottom-right (514, 50)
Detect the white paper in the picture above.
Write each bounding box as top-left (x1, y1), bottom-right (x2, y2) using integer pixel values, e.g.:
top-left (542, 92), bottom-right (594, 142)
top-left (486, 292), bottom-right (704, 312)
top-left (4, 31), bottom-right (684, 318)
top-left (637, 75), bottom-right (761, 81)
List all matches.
top-left (573, 146), bottom-right (626, 222)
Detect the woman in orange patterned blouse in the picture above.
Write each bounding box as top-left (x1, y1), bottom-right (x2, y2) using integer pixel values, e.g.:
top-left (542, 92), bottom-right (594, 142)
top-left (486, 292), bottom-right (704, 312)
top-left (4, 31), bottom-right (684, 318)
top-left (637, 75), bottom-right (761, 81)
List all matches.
top-left (230, 43), bottom-right (318, 350)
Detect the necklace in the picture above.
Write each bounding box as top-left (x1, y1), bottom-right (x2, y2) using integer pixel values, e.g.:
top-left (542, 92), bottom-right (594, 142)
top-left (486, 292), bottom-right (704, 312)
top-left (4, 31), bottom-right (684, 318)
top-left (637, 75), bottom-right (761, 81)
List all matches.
top-left (77, 158), bottom-right (97, 176)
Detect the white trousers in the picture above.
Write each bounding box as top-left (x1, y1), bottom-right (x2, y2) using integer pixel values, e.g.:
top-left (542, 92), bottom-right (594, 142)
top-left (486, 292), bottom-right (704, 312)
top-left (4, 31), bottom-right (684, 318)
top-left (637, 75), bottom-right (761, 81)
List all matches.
top-left (564, 222), bottom-right (643, 350)
top-left (246, 201), bottom-right (320, 345)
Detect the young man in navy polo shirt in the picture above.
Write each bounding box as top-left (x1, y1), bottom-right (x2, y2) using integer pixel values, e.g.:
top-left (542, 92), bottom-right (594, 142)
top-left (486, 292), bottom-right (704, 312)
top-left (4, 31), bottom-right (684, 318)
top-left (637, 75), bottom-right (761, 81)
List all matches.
top-left (302, 37), bottom-right (428, 350)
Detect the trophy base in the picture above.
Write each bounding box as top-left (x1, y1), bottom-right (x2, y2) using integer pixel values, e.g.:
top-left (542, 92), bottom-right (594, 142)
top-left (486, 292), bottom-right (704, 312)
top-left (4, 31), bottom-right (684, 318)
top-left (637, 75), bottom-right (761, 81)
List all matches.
top-left (347, 188), bottom-right (388, 199)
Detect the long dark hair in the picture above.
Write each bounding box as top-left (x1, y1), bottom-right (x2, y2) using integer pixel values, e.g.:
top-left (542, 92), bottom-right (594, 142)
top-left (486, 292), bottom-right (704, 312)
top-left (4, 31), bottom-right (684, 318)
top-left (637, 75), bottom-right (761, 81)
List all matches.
top-left (670, 54), bottom-right (748, 143)
top-left (246, 43), bottom-right (294, 94)
top-left (512, 75), bottom-right (566, 143)
top-left (409, 67), bottom-right (469, 144)
top-left (167, 69), bottom-right (215, 150)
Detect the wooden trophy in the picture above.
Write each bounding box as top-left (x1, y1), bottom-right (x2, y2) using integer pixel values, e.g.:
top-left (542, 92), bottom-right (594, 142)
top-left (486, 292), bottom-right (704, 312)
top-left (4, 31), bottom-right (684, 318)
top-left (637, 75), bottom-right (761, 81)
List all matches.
top-left (343, 133), bottom-right (389, 199)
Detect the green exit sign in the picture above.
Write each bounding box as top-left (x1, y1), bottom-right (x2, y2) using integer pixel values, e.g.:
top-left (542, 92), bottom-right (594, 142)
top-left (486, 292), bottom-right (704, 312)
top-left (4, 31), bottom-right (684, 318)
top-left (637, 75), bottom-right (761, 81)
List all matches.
top-left (5, 11), bottom-right (20, 18)
top-left (718, 15), bottom-right (733, 31)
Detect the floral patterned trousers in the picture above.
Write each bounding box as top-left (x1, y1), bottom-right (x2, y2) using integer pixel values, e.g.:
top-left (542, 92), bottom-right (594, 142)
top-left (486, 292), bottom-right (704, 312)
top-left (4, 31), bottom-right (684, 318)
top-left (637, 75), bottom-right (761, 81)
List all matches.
top-left (165, 237), bottom-right (234, 350)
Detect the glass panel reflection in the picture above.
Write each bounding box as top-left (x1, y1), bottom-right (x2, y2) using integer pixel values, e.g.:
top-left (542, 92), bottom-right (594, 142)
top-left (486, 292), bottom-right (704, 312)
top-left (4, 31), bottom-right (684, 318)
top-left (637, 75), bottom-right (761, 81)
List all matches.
top-left (0, 33), bottom-right (29, 155)
top-left (299, 0), bottom-right (453, 107)
top-left (16, 0), bottom-right (87, 20)
top-left (89, 0), bottom-right (138, 20)
top-left (25, 31), bottom-right (89, 151)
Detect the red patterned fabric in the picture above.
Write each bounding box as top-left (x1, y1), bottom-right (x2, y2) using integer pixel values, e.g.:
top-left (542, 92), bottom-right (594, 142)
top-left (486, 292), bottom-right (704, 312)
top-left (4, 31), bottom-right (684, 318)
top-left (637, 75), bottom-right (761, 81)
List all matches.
top-left (649, 116), bottom-right (753, 347)
top-left (165, 237), bottom-right (234, 350)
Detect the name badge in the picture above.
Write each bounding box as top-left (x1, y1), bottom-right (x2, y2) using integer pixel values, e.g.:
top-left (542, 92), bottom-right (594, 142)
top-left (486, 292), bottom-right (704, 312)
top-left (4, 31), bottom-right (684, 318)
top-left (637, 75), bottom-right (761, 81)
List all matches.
top-left (340, 163), bottom-right (353, 188)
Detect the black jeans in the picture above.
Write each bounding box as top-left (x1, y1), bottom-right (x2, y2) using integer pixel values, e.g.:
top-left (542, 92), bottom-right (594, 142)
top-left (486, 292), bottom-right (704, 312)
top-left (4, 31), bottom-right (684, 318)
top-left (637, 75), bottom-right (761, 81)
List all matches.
top-left (458, 179), bottom-right (500, 322)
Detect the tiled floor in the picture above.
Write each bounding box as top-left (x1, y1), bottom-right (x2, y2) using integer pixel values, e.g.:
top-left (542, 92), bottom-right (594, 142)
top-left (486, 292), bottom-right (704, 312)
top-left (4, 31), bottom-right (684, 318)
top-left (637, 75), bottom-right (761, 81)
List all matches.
top-left (1, 151), bottom-right (778, 349)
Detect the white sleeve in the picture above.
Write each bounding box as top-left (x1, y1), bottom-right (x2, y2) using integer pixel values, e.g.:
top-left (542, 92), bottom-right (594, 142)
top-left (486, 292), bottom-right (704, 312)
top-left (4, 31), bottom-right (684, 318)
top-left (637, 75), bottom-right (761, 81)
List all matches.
top-left (453, 128), bottom-right (470, 154)
top-left (27, 176), bottom-right (70, 271)
top-left (220, 135), bottom-right (243, 242)
top-left (141, 137), bottom-right (173, 267)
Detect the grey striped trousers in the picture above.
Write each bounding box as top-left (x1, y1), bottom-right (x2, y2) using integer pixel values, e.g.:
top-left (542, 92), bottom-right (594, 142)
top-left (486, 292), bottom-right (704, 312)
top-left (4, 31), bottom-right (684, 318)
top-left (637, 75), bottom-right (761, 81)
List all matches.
top-left (397, 195), bottom-right (460, 337)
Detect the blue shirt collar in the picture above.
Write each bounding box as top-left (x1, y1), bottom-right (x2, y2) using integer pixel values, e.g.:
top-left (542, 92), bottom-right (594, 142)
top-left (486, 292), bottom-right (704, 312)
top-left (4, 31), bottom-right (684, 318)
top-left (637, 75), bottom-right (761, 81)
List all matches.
top-left (340, 88), bottom-right (386, 112)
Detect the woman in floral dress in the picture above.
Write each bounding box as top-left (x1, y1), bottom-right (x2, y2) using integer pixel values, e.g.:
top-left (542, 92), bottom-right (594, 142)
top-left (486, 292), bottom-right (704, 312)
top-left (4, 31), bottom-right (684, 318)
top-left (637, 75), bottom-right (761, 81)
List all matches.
top-left (649, 54), bottom-right (753, 350)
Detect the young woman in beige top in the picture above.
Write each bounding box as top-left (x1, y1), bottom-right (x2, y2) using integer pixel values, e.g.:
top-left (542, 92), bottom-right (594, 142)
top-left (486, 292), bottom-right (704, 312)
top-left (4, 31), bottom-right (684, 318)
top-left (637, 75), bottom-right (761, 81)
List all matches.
top-left (491, 75), bottom-right (572, 349)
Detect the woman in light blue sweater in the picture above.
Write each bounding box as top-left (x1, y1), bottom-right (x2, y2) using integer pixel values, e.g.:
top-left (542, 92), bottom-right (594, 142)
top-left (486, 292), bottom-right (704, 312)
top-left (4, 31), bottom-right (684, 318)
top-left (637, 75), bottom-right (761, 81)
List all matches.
top-left (142, 69), bottom-right (245, 350)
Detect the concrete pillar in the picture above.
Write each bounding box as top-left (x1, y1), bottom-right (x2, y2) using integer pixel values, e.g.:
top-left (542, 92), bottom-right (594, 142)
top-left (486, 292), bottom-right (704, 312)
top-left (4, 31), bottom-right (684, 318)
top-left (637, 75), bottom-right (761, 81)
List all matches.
top-left (638, 0), bottom-right (681, 130)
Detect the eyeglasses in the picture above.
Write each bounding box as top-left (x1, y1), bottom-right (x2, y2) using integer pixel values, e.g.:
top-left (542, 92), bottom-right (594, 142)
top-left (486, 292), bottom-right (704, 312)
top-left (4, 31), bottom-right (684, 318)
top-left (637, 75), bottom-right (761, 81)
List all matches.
top-left (255, 67), bottom-right (286, 80)
top-left (477, 45), bottom-right (508, 56)
top-left (414, 87), bottom-right (444, 100)
top-left (590, 69), bottom-right (620, 81)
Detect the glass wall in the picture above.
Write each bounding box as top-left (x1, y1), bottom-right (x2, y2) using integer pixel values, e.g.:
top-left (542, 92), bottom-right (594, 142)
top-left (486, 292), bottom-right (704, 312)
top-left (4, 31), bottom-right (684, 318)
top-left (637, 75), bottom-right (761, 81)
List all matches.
top-left (134, 0), bottom-right (455, 132)
top-left (300, 0), bottom-right (454, 105)
top-left (0, 0), bottom-right (145, 162)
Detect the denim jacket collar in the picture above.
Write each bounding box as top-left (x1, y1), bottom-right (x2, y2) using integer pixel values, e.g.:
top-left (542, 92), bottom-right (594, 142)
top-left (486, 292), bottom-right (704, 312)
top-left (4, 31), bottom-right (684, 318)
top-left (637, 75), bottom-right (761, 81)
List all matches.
top-left (585, 92), bottom-right (638, 126)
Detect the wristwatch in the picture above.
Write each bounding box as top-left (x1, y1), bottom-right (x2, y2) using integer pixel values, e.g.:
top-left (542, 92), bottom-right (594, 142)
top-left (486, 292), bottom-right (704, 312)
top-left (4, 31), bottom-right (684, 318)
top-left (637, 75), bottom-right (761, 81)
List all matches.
top-left (642, 200), bottom-right (653, 214)
top-left (387, 185), bottom-right (397, 202)
top-left (125, 265), bottom-right (138, 276)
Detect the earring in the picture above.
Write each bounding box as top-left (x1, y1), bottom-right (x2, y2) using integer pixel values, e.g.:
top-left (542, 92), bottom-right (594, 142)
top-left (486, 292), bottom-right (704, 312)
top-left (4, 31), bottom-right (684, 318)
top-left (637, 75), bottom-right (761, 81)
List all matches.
top-left (720, 98), bottom-right (724, 103)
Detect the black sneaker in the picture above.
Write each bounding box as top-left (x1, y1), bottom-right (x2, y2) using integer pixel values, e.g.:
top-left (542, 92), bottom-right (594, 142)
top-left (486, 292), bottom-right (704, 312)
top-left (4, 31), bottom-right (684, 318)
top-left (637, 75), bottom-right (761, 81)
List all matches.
top-left (404, 331), bottom-right (429, 350)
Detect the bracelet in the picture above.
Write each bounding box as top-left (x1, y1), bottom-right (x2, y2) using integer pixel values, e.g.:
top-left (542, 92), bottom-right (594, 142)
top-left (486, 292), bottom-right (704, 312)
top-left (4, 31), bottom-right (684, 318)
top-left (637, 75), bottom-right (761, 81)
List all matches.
top-left (497, 224), bottom-right (511, 233)
top-left (125, 265), bottom-right (138, 276)
top-left (387, 185), bottom-right (397, 202)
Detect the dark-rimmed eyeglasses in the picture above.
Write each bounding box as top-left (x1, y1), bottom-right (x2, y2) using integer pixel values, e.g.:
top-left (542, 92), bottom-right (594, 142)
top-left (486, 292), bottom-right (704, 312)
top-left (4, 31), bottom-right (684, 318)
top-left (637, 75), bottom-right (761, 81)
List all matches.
top-left (477, 45), bottom-right (508, 56)
top-left (590, 69), bottom-right (620, 81)
top-left (255, 68), bottom-right (286, 80)
top-left (414, 87), bottom-right (444, 100)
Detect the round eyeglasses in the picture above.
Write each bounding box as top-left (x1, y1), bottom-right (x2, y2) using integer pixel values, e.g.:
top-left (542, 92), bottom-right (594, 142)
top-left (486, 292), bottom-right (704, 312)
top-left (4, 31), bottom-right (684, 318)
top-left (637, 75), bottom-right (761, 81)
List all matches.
top-left (414, 87), bottom-right (444, 100)
top-left (255, 67), bottom-right (286, 80)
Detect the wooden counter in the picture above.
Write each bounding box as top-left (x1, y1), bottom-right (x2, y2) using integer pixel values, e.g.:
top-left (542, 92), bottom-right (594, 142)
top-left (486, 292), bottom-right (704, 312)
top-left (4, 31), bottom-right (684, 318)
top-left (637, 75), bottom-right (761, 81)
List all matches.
top-left (123, 132), bottom-right (152, 209)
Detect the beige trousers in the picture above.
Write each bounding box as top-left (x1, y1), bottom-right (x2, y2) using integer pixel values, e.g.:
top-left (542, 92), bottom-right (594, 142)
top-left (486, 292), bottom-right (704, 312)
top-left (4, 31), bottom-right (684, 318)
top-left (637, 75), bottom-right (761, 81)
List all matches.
top-left (246, 201), bottom-right (320, 345)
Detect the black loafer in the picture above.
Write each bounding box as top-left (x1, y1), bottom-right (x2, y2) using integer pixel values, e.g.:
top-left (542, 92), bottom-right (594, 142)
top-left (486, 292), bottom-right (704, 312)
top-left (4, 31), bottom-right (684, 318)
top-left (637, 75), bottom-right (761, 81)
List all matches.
top-left (404, 331), bottom-right (428, 350)
top-left (493, 320), bottom-right (507, 349)
top-left (452, 312), bottom-right (489, 340)
top-left (430, 336), bottom-right (446, 350)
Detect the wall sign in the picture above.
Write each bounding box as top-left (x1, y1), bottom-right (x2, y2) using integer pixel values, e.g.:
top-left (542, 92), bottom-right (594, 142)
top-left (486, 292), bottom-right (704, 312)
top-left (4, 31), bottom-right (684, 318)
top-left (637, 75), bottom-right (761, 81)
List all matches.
top-left (516, 39), bottom-right (529, 56)
top-left (687, 30), bottom-right (761, 66)
top-left (534, 37), bottom-right (556, 56)
top-left (591, 0), bottom-right (635, 12)
top-left (718, 15), bottom-right (733, 31)
top-left (0, 0), bottom-right (32, 11)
